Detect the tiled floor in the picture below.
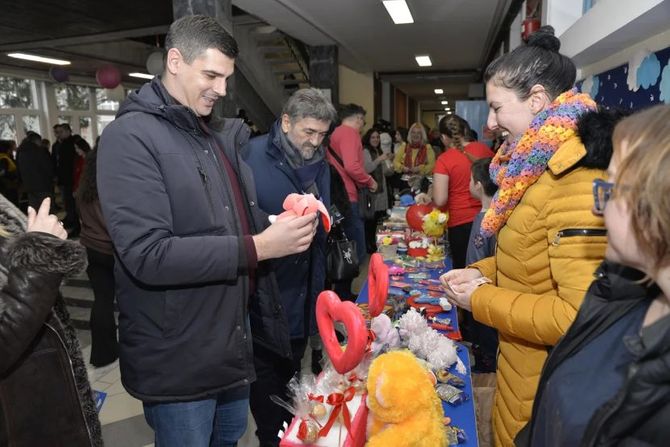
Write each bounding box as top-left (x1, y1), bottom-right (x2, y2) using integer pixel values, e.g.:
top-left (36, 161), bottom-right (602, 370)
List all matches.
top-left (71, 253), bottom-right (370, 446)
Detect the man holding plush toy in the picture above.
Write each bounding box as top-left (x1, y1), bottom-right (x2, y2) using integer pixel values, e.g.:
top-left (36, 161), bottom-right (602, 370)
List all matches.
top-left (243, 88), bottom-right (337, 447)
top-left (98, 16), bottom-right (317, 446)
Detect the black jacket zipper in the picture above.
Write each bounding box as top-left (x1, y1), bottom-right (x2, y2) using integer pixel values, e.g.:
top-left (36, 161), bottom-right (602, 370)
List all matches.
top-left (552, 228), bottom-right (607, 246)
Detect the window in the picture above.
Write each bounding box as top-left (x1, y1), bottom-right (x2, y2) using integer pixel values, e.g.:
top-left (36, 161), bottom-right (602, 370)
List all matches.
top-left (0, 114), bottom-right (16, 140)
top-left (79, 117), bottom-right (93, 144)
top-left (0, 76), bottom-right (35, 109)
top-left (97, 115), bottom-right (115, 135)
top-left (95, 88), bottom-right (120, 112)
top-left (55, 85), bottom-right (90, 111)
top-left (22, 115), bottom-right (41, 135)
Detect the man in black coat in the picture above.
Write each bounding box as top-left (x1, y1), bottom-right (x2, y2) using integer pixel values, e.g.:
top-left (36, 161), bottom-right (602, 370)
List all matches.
top-left (52, 123), bottom-right (79, 234)
top-left (16, 131), bottom-right (54, 211)
top-left (97, 15), bottom-right (317, 447)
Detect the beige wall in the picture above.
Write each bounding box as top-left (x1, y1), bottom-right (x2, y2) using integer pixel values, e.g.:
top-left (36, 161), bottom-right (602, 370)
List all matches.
top-left (338, 65), bottom-right (374, 131)
top-left (421, 111), bottom-right (443, 131)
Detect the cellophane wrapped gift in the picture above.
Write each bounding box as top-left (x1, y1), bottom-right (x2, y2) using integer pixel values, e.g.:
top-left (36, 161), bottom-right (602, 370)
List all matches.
top-left (280, 364), bottom-right (369, 447)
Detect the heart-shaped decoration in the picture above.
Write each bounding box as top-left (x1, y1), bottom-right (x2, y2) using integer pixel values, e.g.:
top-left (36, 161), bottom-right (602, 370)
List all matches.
top-left (367, 253), bottom-right (389, 318)
top-left (316, 290), bottom-right (367, 374)
top-left (277, 193), bottom-right (331, 232)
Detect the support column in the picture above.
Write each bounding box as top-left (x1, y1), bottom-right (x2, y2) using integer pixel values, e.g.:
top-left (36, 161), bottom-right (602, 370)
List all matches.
top-left (308, 45), bottom-right (339, 108)
top-left (172, 0), bottom-right (238, 117)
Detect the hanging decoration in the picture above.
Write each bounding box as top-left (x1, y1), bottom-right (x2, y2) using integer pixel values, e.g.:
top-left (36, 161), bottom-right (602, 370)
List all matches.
top-left (146, 50), bottom-right (165, 76)
top-left (49, 66), bottom-right (69, 83)
top-left (96, 64), bottom-right (121, 89)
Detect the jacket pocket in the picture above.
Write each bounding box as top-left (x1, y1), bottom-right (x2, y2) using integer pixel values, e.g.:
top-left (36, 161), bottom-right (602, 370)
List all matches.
top-left (551, 228), bottom-right (607, 246)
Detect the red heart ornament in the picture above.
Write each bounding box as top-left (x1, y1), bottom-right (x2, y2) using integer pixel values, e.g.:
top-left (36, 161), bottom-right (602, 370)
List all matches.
top-left (367, 253), bottom-right (389, 318)
top-left (405, 203), bottom-right (434, 232)
top-left (316, 291), bottom-right (367, 374)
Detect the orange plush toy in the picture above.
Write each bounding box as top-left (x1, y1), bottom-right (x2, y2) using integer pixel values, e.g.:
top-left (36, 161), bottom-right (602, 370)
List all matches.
top-left (366, 350), bottom-right (445, 447)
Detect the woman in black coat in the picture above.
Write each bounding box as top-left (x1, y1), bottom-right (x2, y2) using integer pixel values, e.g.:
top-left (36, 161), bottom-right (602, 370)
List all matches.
top-left (517, 105), bottom-right (670, 446)
top-left (0, 195), bottom-right (103, 446)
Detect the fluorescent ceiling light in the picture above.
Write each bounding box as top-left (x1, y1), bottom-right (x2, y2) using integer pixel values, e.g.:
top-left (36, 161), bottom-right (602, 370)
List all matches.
top-left (7, 52), bottom-right (70, 65)
top-left (382, 0), bottom-right (414, 24)
top-left (415, 55), bottom-right (432, 67)
top-left (129, 72), bottom-right (155, 80)
top-left (434, 89), bottom-right (444, 94)
top-left (441, 100), bottom-right (448, 105)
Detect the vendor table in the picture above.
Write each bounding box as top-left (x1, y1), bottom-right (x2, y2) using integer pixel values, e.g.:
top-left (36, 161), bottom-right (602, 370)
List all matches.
top-left (357, 257), bottom-right (479, 446)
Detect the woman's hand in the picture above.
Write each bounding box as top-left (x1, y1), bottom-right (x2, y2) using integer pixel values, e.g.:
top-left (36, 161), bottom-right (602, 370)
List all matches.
top-left (440, 268), bottom-right (482, 289)
top-left (27, 198), bottom-right (67, 240)
top-left (444, 280), bottom-right (478, 312)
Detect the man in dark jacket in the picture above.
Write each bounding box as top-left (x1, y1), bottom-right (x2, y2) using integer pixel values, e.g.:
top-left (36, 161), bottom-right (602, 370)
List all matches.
top-left (52, 123), bottom-right (79, 235)
top-left (242, 88), bottom-right (336, 446)
top-left (97, 15), bottom-right (317, 447)
top-left (16, 131), bottom-right (54, 211)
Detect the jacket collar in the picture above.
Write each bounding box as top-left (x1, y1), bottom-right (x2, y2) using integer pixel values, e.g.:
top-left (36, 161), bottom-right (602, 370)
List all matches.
top-left (548, 136), bottom-right (587, 175)
top-left (594, 260), bottom-right (659, 303)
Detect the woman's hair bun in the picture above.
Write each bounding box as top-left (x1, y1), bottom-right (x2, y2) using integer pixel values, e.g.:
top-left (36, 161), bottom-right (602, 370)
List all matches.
top-left (527, 25), bottom-right (561, 52)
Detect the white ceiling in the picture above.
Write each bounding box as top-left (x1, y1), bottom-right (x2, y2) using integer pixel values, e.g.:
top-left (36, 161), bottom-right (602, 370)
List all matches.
top-left (234, 0), bottom-right (514, 108)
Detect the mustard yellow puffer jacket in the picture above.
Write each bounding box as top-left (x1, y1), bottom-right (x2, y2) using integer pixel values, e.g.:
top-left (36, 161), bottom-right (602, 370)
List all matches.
top-left (471, 136), bottom-right (607, 446)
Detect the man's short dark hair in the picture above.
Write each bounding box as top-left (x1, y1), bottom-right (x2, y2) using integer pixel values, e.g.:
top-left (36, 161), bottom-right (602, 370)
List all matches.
top-left (165, 15), bottom-right (239, 63)
top-left (282, 88), bottom-right (337, 124)
top-left (471, 157), bottom-right (498, 197)
top-left (60, 123), bottom-right (72, 132)
top-left (52, 124), bottom-right (62, 130)
top-left (338, 103), bottom-right (366, 121)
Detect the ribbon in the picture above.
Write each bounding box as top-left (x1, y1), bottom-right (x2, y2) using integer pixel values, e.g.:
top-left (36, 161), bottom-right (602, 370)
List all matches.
top-left (318, 387), bottom-right (355, 437)
top-left (308, 393), bottom-right (324, 403)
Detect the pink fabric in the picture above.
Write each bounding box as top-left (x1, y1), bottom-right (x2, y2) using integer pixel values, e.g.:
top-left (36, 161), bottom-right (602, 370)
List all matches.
top-left (329, 125), bottom-right (375, 202)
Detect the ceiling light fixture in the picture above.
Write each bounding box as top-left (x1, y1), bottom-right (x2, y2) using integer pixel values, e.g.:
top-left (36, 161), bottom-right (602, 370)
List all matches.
top-left (129, 72), bottom-right (155, 80)
top-left (7, 52), bottom-right (70, 65)
top-left (434, 89), bottom-right (444, 94)
top-left (441, 100), bottom-right (448, 105)
top-left (415, 55), bottom-right (432, 67)
top-left (382, 0), bottom-right (414, 24)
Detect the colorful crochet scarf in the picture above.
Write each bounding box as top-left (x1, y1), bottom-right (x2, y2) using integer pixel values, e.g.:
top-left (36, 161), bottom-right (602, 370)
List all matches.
top-left (480, 88), bottom-right (596, 237)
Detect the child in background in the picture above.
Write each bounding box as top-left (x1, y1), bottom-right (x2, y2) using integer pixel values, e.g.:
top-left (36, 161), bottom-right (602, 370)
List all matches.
top-left (465, 157), bottom-right (498, 373)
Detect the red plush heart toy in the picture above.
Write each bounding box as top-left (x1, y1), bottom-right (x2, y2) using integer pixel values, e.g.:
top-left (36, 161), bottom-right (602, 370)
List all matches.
top-left (277, 193), bottom-right (331, 232)
top-left (316, 291), bottom-right (367, 374)
top-left (367, 253), bottom-right (389, 318)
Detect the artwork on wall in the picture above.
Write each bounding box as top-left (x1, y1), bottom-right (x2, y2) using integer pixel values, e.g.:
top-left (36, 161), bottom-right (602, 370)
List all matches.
top-left (577, 45), bottom-right (670, 110)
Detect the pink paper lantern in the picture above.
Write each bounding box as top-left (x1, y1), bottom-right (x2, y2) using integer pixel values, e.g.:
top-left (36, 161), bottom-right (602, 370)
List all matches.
top-left (96, 65), bottom-right (121, 89)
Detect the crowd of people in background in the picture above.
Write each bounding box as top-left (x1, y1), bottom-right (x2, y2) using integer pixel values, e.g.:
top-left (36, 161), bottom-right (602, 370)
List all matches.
top-left (1, 17), bottom-right (669, 447)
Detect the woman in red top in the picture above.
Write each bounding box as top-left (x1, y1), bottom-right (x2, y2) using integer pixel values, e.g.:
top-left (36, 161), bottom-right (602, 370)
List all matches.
top-left (432, 115), bottom-right (494, 268)
top-left (72, 136), bottom-right (91, 193)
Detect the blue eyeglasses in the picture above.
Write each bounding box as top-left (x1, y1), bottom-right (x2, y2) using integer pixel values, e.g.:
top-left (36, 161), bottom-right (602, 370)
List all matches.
top-left (593, 178), bottom-right (614, 215)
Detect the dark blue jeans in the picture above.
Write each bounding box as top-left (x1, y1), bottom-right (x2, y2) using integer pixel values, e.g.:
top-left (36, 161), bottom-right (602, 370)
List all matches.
top-left (143, 385), bottom-right (249, 447)
top-left (333, 201), bottom-right (366, 300)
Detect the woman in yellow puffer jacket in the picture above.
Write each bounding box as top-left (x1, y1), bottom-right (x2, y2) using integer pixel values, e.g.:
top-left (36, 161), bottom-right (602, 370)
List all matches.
top-left (440, 26), bottom-right (618, 446)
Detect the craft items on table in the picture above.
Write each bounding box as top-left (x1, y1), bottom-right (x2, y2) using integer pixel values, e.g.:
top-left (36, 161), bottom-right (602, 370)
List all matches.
top-left (366, 254), bottom-right (389, 318)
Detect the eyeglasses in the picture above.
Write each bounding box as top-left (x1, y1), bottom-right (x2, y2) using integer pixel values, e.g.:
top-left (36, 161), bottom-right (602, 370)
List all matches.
top-left (592, 178), bottom-right (614, 215)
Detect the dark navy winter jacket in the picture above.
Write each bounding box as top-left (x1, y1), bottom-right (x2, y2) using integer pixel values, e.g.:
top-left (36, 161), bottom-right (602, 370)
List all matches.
top-left (97, 78), bottom-right (290, 402)
top-left (242, 121), bottom-right (330, 339)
